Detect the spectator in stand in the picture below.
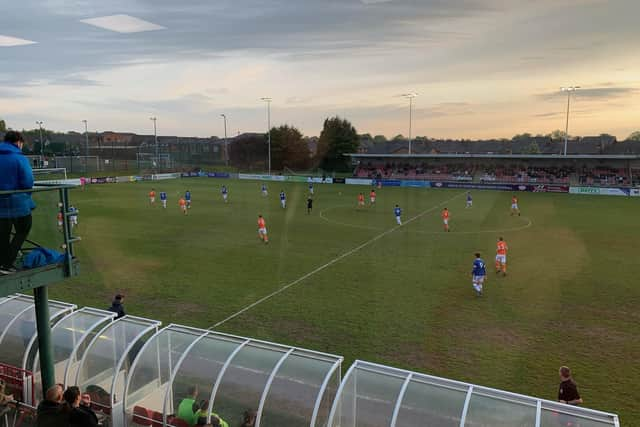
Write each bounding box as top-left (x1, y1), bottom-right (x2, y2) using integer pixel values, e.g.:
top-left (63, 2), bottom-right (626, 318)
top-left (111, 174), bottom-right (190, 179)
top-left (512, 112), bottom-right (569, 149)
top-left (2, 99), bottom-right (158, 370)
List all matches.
top-left (178, 386), bottom-right (200, 426)
top-left (196, 400), bottom-right (229, 427)
top-left (62, 386), bottom-right (98, 427)
top-left (558, 366), bottom-right (583, 405)
top-left (239, 410), bottom-right (257, 427)
top-left (0, 131), bottom-right (35, 275)
top-left (36, 384), bottom-right (66, 427)
top-left (0, 379), bottom-right (14, 418)
top-left (107, 294), bottom-right (126, 319)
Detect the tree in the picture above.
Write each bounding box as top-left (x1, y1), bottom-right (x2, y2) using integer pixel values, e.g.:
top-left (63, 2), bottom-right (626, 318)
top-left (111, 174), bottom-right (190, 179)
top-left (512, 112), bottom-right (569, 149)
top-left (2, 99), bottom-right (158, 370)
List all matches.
top-left (269, 124), bottom-right (310, 170)
top-left (525, 142), bottom-right (541, 154)
top-left (548, 129), bottom-right (568, 140)
top-left (512, 133), bottom-right (532, 142)
top-left (228, 134), bottom-right (267, 170)
top-left (0, 119), bottom-right (6, 132)
top-left (317, 116), bottom-right (359, 172)
top-left (373, 135), bottom-right (387, 144)
top-left (392, 134), bottom-right (406, 141)
top-left (627, 131), bottom-right (640, 141)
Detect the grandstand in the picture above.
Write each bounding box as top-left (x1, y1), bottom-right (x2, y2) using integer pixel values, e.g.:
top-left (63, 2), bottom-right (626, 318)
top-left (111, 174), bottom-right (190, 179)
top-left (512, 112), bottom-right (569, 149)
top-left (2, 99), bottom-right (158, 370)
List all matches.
top-left (350, 154), bottom-right (640, 187)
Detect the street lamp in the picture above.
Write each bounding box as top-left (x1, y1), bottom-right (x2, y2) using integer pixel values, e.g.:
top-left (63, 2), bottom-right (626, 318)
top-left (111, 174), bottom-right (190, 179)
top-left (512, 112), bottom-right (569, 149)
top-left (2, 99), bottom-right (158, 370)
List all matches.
top-left (401, 93), bottom-right (418, 155)
top-left (81, 120), bottom-right (89, 158)
top-left (561, 86), bottom-right (579, 156)
top-left (149, 117), bottom-right (158, 169)
top-left (260, 97), bottom-right (272, 175)
top-left (220, 114), bottom-right (228, 166)
top-left (36, 121), bottom-right (44, 158)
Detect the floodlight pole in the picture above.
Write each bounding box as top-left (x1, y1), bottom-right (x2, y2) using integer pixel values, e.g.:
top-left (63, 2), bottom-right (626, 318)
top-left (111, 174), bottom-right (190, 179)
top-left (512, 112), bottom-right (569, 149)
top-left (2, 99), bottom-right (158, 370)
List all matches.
top-left (221, 114), bottom-right (228, 166)
top-left (261, 97), bottom-right (272, 175)
top-left (36, 121), bottom-right (44, 159)
top-left (402, 93), bottom-right (418, 155)
top-left (82, 120), bottom-right (89, 172)
top-left (150, 117), bottom-right (158, 170)
top-left (82, 120), bottom-right (89, 157)
top-left (561, 86), bottom-right (579, 156)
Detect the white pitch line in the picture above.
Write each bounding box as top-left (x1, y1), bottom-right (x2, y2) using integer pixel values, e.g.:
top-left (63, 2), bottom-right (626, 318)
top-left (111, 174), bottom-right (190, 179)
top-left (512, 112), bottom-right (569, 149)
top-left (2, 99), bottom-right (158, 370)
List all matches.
top-left (210, 192), bottom-right (465, 329)
top-left (319, 206), bottom-right (381, 231)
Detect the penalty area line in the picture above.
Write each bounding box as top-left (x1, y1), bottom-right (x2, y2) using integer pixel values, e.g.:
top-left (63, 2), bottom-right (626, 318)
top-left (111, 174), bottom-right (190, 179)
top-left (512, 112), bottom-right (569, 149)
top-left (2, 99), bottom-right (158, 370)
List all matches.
top-left (209, 191), bottom-right (465, 329)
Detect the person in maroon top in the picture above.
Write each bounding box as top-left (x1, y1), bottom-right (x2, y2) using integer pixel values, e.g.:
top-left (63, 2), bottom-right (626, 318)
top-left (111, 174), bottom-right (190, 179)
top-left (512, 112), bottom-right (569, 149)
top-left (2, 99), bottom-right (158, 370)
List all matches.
top-left (558, 366), bottom-right (583, 405)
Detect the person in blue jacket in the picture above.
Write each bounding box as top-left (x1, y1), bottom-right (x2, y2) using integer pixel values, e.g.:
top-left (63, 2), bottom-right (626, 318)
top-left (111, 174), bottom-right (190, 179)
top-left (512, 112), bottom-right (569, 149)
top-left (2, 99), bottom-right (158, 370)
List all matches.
top-left (0, 131), bottom-right (35, 273)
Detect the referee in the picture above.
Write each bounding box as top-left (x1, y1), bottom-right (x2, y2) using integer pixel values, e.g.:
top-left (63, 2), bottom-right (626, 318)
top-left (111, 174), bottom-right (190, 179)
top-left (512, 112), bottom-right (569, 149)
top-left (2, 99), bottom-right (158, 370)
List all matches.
top-left (558, 366), bottom-right (583, 405)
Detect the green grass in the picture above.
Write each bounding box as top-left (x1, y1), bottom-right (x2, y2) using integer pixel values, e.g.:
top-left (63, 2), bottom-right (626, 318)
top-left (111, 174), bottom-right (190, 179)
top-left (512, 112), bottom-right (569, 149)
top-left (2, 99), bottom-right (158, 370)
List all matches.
top-left (34, 178), bottom-right (639, 424)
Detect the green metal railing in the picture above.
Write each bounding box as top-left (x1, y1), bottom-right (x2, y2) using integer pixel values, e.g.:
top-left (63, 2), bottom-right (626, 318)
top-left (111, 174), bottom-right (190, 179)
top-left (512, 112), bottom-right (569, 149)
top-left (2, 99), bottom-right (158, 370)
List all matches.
top-left (0, 183), bottom-right (79, 395)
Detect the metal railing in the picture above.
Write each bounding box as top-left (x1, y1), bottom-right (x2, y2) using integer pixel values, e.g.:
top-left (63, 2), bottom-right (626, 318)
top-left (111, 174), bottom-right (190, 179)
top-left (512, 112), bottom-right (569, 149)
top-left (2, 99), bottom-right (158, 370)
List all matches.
top-left (0, 183), bottom-right (79, 400)
top-left (0, 183), bottom-right (79, 278)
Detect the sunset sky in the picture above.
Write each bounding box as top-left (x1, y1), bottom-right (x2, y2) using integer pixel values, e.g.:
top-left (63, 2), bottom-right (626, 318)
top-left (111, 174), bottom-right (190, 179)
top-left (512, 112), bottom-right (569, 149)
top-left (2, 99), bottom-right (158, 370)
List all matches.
top-left (1, 0), bottom-right (639, 139)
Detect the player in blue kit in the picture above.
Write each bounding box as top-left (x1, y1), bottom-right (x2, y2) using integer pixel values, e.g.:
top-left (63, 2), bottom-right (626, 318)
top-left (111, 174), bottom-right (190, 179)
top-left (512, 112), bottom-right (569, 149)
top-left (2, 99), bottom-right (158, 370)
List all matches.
top-left (472, 253), bottom-right (486, 297)
top-left (466, 192), bottom-right (473, 208)
top-left (160, 191), bottom-right (167, 208)
top-left (261, 183), bottom-right (268, 197)
top-left (394, 205), bottom-right (402, 225)
top-left (308, 178), bottom-right (314, 195)
top-left (185, 190), bottom-right (192, 209)
top-left (221, 185), bottom-right (228, 203)
top-left (280, 190), bottom-right (286, 208)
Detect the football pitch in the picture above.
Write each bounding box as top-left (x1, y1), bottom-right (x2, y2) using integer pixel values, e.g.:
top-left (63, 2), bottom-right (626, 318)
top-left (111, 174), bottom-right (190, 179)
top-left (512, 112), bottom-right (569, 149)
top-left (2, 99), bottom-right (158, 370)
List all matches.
top-left (48, 178), bottom-right (639, 424)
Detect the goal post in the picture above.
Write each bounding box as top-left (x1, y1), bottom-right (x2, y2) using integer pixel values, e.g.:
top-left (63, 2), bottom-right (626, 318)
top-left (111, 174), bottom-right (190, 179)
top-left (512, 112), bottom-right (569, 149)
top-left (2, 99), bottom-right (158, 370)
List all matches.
top-left (33, 168), bottom-right (69, 184)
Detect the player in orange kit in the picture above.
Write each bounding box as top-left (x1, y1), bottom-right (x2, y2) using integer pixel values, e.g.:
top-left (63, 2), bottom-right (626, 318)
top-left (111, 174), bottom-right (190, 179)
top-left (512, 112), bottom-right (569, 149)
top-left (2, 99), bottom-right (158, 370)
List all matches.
top-left (510, 195), bottom-right (520, 216)
top-left (149, 189), bottom-right (156, 205)
top-left (257, 214), bottom-right (269, 243)
top-left (179, 197), bottom-right (188, 215)
top-left (441, 208), bottom-right (450, 232)
top-left (358, 193), bottom-right (365, 207)
top-left (495, 237), bottom-right (508, 275)
top-left (369, 189), bottom-right (377, 205)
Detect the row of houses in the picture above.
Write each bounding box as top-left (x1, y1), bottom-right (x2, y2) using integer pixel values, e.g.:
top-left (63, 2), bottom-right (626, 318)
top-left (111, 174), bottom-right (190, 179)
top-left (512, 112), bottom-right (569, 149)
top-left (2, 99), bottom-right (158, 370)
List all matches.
top-left (358, 134), bottom-right (640, 155)
top-left (6, 130), bottom-right (640, 161)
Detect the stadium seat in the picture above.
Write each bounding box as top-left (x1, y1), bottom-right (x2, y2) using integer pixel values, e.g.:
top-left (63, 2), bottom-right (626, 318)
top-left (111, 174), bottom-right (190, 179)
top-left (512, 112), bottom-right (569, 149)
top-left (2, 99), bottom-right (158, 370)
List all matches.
top-left (151, 410), bottom-right (164, 427)
top-left (132, 406), bottom-right (152, 426)
top-left (169, 417), bottom-right (190, 427)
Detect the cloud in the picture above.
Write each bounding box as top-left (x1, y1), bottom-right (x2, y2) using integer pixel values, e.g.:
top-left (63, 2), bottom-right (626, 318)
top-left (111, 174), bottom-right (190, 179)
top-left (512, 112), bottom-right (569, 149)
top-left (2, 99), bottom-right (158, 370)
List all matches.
top-left (0, 88), bottom-right (28, 98)
top-left (80, 15), bottom-right (165, 33)
top-left (2, 0), bottom-right (640, 140)
top-left (533, 112), bottom-right (562, 118)
top-left (575, 87), bottom-right (638, 99)
top-left (537, 86), bottom-right (638, 101)
top-left (48, 76), bottom-right (103, 87)
top-left (0, 35), bottom-right (37, 47)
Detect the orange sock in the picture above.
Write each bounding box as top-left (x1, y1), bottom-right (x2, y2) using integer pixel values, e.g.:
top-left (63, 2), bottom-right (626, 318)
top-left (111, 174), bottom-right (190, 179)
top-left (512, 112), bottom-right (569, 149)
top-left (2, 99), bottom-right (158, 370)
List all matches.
top-left (503, 263), bottom-right (507, 273)
top-left (264, 235), bottom-right (269, 243)
top-left (495, 261), bottom-right (501, 271)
